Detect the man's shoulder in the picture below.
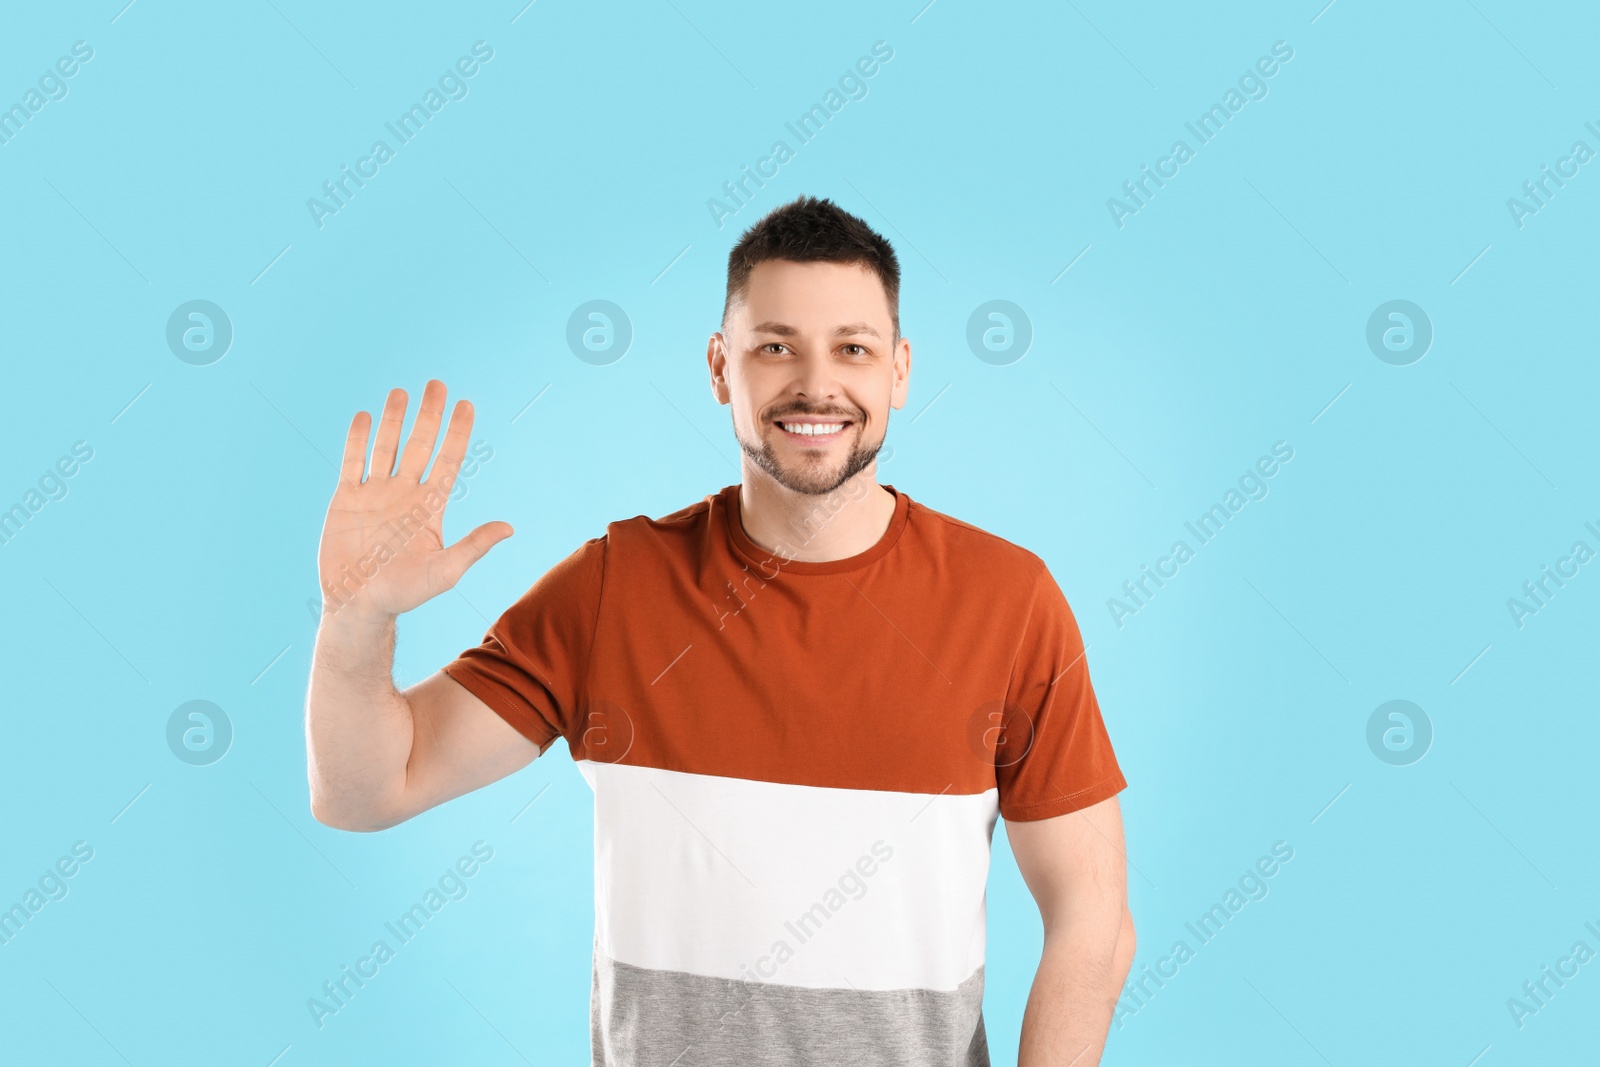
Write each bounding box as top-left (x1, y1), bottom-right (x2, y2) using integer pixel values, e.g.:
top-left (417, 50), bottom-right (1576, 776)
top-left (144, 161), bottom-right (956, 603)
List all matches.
top-left (598, 490), bottom-right (720, 545)
top-left (906, 496), bottom-right (1049, 581)
top-left (646, 494), bottom-right (718, 528)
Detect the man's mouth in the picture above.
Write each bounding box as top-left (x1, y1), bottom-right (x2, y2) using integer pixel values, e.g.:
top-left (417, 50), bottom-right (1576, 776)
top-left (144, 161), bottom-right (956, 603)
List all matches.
top-left (774, 417), bottom-right (851, 442)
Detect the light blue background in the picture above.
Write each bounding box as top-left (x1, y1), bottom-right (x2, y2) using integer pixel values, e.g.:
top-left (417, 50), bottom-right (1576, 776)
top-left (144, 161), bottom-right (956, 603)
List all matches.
top-left (2, 1), bottom-right (1596, 1064)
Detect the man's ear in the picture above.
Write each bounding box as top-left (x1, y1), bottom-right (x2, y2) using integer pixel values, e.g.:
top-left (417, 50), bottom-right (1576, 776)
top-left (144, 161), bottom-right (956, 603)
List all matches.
top-left (889, 336), bottom-right (912, 410)
top-left (707, 333), bottom-right (731, 405)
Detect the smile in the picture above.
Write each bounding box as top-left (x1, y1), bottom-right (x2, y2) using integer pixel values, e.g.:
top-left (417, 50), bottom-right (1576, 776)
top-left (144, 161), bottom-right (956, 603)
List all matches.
top-left (776, 420), bottom-right (851, 441)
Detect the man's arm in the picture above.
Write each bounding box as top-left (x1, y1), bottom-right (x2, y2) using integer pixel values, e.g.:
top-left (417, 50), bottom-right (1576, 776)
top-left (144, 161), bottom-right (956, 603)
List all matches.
top-left (308, 619), bottom-right (538, 831)
top-left (1006, 794), bottom-right (1135, 1067)
top-left (305, 380), bottom-right (531, 832)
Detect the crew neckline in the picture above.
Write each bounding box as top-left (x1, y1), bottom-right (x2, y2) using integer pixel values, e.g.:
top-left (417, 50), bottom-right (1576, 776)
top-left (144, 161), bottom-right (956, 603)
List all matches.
top-left (721, 482), bottom-right (911, 576)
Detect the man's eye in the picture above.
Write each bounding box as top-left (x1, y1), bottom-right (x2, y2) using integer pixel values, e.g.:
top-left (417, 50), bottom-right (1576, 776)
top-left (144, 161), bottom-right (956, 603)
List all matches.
top-left (843, 344), bottom-right (867, 357)
top-left (762, 343), bottom-right (788, 355)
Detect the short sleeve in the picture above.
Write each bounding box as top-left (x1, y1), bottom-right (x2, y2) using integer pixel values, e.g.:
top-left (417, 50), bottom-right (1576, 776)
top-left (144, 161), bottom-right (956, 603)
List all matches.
top-left (996, 561), bottom-right (1127, 821)
top-left (439, 535), bottom-right (606, 756)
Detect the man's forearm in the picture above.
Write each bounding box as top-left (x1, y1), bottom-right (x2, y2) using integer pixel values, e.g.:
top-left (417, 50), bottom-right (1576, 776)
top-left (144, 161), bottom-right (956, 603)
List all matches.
top-left (305, 610), bottom-right (413, 829)
top-left (1017, 913), bottom-right (1130, 1067)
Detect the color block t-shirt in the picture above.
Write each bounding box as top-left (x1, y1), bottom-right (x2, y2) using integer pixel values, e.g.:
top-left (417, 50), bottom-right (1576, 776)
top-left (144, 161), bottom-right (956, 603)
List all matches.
top-left (442, 483), bottom-right (1126, 1067)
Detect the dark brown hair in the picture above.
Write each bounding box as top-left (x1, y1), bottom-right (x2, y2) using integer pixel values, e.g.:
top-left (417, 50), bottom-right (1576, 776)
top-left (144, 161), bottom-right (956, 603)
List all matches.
top-left (723, 195), bottom-right (901, 340)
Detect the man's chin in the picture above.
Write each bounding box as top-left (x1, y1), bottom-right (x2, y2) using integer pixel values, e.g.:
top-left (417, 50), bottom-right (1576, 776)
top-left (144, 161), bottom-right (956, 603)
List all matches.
top-left (746, 445), bottom-right (879, 497)
top-left (737, 426), bottom-right (882, 496)
top-left (765, 460), bottom-right (853, 496)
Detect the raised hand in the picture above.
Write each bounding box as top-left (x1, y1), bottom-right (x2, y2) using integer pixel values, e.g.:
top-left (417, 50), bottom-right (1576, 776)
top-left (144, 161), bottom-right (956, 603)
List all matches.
top-left (317, 380), bottom-right (512, 623)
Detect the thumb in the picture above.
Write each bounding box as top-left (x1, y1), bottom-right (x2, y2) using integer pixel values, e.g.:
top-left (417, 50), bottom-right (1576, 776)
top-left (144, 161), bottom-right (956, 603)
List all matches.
top-left (441, 520), bottom-right (514, 586)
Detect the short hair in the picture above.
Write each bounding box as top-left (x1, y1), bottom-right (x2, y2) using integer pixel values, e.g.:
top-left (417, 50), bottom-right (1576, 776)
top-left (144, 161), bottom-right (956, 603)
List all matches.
top-left (722, 195), bottom-right (901, 340)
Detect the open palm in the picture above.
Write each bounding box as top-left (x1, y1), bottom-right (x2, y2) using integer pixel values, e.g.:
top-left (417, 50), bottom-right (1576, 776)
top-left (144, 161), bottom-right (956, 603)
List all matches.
top-left (317, 380), bottom-right (512, 621)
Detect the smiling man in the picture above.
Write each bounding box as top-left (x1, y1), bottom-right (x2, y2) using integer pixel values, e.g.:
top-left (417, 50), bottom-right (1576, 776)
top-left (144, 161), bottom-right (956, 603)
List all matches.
top-left (306, 195), bottom-right (1134, 1066)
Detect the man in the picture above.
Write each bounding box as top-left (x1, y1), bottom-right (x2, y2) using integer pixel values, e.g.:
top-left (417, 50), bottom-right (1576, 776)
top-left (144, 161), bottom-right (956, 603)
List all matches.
top-left (306, 195), bottom-right (1135, 1065)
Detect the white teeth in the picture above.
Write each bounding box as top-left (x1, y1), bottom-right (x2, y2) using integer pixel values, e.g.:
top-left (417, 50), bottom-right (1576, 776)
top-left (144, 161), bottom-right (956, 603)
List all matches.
top-left (780, 422), bottom-right (845, 436)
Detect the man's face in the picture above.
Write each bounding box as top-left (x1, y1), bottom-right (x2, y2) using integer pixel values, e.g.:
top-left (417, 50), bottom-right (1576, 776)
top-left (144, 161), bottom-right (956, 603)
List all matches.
top-left (708, 259), bottom-right (911, 496)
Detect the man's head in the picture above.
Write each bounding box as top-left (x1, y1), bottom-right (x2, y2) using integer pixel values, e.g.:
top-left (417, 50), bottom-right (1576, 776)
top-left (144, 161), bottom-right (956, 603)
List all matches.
top-left (709, 196), bottom-right (911, 497)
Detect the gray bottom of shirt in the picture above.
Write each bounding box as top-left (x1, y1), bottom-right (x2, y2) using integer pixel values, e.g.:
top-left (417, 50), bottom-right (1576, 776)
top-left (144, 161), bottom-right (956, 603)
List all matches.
top-left (590, 947), bottom-right (990, 1067)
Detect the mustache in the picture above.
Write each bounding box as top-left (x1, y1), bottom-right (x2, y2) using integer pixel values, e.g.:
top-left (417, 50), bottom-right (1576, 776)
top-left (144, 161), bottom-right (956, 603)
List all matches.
top-left (767, 404), bottom-right (860, 420)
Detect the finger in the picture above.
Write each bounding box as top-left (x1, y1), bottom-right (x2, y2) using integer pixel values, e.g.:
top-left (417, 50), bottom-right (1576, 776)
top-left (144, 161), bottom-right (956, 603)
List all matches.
top-left (369, 387), bottom-right (408, 479)
top-left (425, 398), bottom-right (476, 496)
top-left (340, 410), bottom-right (372, 486)
top-left (440, 520), bottom-right (513, 587)
top-left (396, 379), bottom-right (448, 482)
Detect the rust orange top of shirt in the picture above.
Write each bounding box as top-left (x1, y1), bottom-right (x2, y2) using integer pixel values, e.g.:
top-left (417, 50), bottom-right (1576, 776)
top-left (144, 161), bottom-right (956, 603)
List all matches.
top-left (442, 483), bottom-right (1126, 821)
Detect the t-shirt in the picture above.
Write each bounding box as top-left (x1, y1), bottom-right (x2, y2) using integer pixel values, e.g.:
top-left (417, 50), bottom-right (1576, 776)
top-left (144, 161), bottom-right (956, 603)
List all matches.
top-left (441, 482), bottom-right (1126, 1067)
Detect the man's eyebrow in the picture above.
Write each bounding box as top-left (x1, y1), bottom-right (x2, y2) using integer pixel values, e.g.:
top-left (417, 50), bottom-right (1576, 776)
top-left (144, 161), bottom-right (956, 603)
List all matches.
top-left (750, 321), bottom-right (882, 338)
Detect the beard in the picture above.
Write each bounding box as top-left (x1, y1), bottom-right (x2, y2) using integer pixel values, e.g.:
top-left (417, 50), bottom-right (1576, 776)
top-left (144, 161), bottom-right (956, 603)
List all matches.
top-left (734, 412), bottom-right (883, 496)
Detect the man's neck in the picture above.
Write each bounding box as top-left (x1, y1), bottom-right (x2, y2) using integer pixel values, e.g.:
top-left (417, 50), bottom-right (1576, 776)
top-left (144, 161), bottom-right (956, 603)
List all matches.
top-left (736, 465), bottom-right (897, 563)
